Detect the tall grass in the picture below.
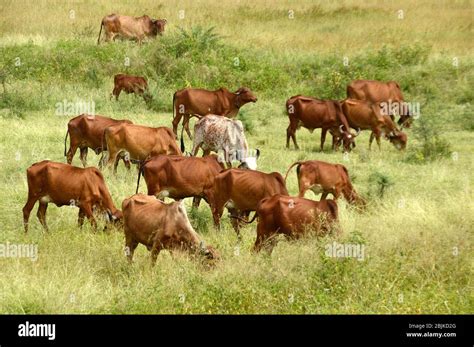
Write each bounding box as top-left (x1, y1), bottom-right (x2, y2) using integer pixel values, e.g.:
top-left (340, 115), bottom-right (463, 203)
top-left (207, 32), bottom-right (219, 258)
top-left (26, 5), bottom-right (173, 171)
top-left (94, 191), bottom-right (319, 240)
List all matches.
top-left (0, 0), bottom-right (472, 314)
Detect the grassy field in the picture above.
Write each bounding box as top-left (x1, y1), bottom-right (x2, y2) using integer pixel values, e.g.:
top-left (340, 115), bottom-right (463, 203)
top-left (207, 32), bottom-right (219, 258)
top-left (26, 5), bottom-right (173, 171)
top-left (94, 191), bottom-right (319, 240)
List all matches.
top-left (0, 0), bottom-right (472, 314)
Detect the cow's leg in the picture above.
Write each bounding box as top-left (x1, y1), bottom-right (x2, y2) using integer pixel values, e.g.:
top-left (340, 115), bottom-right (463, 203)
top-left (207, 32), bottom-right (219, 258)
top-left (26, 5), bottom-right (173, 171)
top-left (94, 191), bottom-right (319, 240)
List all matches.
top-left (150, 242), bottom-right (162, 265)
top-left (125, 236), bottom-right (138, 263)
top-left (82, 204), bottom-right (97, 230)
top-left (192, 197), bottom-right (202, 209)
top-left (172, 108), bottom-right (184, 136)
top-left (253, 222), bottom-right (276, 254)
top-left (228, 208), bottom-right (241, 238)
top-left (286, 122), bottom-right (299, 149)
top-left (36, 201), bottom-right (49, 232)
top-left (113, 87), bottom-right (121, 101)
top-left (79, 147), bottom-right (88, 167)
top-left (320, 128), bottom-right (327, 151)
top-left (78, 209), bottom-right (85, 228)
top-left (370, 129), bottom-right (382, 150)
top-left (106, 148), bottom-right (119, 173)
top-left (183, 115), bottom-right (193, 140)
top-left (66, 139), bottom-right (80, 165)
top-left (123, 156), bottom-right (131, 171)
top-left (320, 192), bottom-right (329, 201)
top-left (211, 204), bottom-right (224, 230)
top-left (22, 194), bottom-right (38, 233)
top-left (190, 142), bottom-right (202, 157)
top-left (297, 177), bottom-right (309, 198)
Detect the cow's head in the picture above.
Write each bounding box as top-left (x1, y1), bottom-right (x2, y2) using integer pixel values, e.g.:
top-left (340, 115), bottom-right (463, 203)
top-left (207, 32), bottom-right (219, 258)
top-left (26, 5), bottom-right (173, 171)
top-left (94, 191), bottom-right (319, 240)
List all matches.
top-left (237, 148), bottom-right (260, 170)
top-left (199, 241), bottom-right (220, 260)
top-left (107, 209), bottom-right (123, 225)
top-left (234, 87), bottom-right (257, 106)
top-left (150, 18), bottom-right (167, 36)
top-left (398, 114), bottom-right (412, 129)
top-left (387, 130), bottom-right (407, 150)
top-left (338, 125), bottom-right (360, 152)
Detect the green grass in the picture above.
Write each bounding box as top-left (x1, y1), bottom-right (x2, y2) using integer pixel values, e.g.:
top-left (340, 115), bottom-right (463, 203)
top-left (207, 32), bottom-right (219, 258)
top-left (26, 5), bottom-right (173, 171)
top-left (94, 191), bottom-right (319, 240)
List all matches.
top-left (0, 0), bottom-right (472, 314)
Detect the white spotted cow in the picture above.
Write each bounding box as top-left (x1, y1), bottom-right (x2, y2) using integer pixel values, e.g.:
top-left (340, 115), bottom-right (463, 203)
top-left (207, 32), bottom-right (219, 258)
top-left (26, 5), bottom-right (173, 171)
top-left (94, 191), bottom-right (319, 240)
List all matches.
top-left (189, 115), bottom-right (259, 169)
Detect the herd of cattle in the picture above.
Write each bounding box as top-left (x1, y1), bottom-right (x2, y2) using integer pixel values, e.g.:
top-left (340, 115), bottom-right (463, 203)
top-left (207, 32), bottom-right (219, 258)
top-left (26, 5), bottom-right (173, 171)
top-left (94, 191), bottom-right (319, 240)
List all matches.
top-left (21, 14), bottom-right (414, 263)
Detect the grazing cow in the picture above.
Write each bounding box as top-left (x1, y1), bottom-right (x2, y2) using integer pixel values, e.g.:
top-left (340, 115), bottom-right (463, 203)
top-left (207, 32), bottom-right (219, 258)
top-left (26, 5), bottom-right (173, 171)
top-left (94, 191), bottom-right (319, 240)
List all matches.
top-left (347, 80), bottom-right (412, 128)
top-left (252, 194), bottom-right (339, 253)
top-left (190, 115), bottom-right (260, 170)
top-left (136, 154), bottom-right (225, 209)
top-left (341, 99), bottom-right (407, 150)
top-left (122, 194), bottom-right (219, 264)
top-left (285, 160), bottom-right (365, 207)
top-left (172, 87), bottom-right (257, 139)
top-left (97, 14), bottom-right (167, 44)
top-left (22, 161), bottom-right (122, 232)
top-left (286, 95), bottom-right (359, 152)
top-left (209, 168), bottom-right (288, 236)
top-left (104, 123), bottom-right (181, 173)
top-left (64, 114), bottom-right (133, 168)
top-left (111, 74), bottom-right (150, 101)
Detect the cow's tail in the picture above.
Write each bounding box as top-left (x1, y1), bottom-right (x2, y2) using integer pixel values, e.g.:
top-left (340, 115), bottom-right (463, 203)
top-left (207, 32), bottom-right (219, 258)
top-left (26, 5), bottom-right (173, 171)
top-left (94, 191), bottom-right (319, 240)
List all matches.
top-left (64, 128), bottom-right (69, 157)
top-left (98, 129), bottom-right (107, 168)
top-left (229, 211), bottom-right (258, 224)
top-left (180, 123), bottom-right (185, 153)
top-left (97, 19), bottom-right (103, 45)
top-left (135, 160), bottom-right (145, 194)
top-left (284, 161), bottom-right (303, 183)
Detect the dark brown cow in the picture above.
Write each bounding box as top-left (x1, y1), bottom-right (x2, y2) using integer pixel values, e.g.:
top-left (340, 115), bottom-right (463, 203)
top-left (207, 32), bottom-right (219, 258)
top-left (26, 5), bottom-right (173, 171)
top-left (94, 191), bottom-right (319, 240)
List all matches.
top-left (286, 95), bottom-right (359, 152)
top-left (341, 99), bottom-right (407, 150)
top-left (136, 154), bottom-right (224, 208)
top-left (97, 14), bottom-right (167, 44)
top-left (22, 161), bottom-right (122, 232)
top-left (347, 80), bottom-right (412, 127)
top-left (172, 87), bottom-right (257, 139)
top-left (285, 160), bottom-right (365, 207)
top-left (64, 114), bottom-right (132, 168)
top-left (111, 74), bottom-right (150, 101)
top-left (104, 123), bottom-right (181, 173)
top-left (253, 194), bottom-right (339, 253)
top-left (122, 194), bottom-right (218, 264)
top-left (209, 168), bottom-right (288, 236)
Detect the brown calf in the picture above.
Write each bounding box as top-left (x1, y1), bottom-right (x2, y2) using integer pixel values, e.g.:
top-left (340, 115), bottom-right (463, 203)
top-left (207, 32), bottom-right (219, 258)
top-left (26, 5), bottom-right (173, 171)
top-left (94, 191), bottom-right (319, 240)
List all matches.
top-left (285, 160), bottom-right (365, 206)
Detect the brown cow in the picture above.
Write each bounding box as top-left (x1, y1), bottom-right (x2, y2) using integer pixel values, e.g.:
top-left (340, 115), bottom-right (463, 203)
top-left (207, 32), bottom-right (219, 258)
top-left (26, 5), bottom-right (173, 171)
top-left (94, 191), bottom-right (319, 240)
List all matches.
top-left (64, 114), bottom-right (132, 168)
top-left (122, 194), bottom-right (218, 264)
top-left (136, 154), bottom-right (224, 209)
top-left (285, 160), bottom-right (365, 207)
top-left (97, 14), bottom-right (167, 44)
top-left (172, 87), bottom-right (257, 139)
top-left (111, 74), bottom-right (150, 101)
top-left (22, 161), bottom-right (122, 232)
top-left (341, 99), bottom-right (407, 150)
top-left (286, 95), bottom-right (359, 152)
top-left (253, 194), bottom-right (339, 253)
top-left (104, 123), bottom-right (181, 173)
top-left (347, 80), bottom-right (412, 128)
top-left (209, 168), bottom-right (288, 236)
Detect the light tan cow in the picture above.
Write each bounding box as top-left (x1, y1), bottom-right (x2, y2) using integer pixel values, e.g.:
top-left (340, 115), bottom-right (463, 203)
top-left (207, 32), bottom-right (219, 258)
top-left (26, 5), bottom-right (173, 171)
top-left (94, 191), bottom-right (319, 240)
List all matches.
top-left (122, 194), bottom-right (218, 264)
top-left (97, 14), bottom-right (167, 44)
